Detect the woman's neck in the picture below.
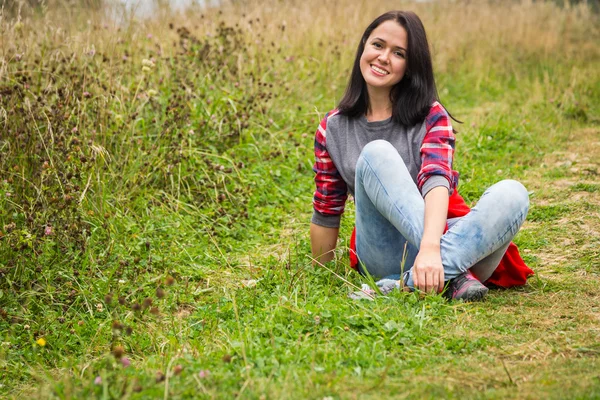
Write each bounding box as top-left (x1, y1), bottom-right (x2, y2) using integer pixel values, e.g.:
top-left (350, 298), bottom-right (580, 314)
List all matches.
top-left (366, 88), bottom-right (392, 122)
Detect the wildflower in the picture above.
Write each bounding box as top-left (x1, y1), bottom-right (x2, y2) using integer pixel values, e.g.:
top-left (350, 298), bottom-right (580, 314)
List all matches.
top-left (36, 338), bottom-right (46, 347)
top-left (222, 354), bottom-right (232, 363)
top-left (14, 21), bottom-right (23, 32)
top-left (155, 371), bottom-right (165, 383)
top-left (121, 357), bottom-right (131, 367)
top-left (146, 33), bottom-right (153, 39)
top-left (44, 225), bottom-right (53, 236)
top-left (314, 315), bottom-right (321, 325)
top-left (96, 303), bottom-right (104, 312)
top-left (165, 276), bottom-right (175, 286)
top-left (147, 89), bottom-right (158, 97)
top-left (142, 66), bottom-right (152, 74)
top-left (94, 376), bottom-right (102, 385)
top-left (198, 369), bottom-right (210, 379)
top-left (24, 324), bottom-right (30, 330)
top-left (83, 91), bottom-right (91, 98)
top-left (156, 287), bottom-right (165, 299)
top-left (142, 59), bottom-right (155, 68)
top-left (72, 127), bottom-right (78, 133)
top-left (173, 365), bottom-right (183, 375)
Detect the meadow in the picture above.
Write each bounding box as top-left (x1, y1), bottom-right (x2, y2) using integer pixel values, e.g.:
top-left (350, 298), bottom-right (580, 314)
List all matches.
top-left (0, 0), bottom-right (599, 398)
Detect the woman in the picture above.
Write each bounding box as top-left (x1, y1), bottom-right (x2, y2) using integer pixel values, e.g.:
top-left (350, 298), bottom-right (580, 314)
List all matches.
top-left (310, 11), bottom-right (533, 301)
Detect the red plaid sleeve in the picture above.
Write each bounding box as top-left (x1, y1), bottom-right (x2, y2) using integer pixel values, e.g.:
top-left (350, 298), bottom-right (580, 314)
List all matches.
top-left (313, 110), bottom-right (348, 216)
top-left (417, 102), bottom-right (459, 193)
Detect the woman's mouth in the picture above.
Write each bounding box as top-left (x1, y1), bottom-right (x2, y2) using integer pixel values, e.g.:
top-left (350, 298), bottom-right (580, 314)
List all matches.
top-left (371, 65), bottom-right (389, 76)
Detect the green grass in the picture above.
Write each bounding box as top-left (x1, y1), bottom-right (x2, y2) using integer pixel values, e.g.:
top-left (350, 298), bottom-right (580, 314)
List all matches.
top-left (1, 0), bottom-right (600, 398)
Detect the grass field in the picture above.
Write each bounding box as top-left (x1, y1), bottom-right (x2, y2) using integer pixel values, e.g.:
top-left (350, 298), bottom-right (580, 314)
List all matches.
top-left (1, 0), bottom-right (599, 398)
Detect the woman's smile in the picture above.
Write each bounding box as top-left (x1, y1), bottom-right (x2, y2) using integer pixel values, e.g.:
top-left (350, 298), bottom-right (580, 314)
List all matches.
top-left (370, 64), bottom-right (389, 76)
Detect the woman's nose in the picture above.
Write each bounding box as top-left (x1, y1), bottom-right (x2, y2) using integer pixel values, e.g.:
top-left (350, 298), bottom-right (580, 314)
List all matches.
top-left (377, 50), bottom-right (390, 64)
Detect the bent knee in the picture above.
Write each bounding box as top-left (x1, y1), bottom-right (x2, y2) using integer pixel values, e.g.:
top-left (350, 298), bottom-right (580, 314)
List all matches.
top-left (360, 140), bottom-right (395, 159)
top-left (494, 179), bottom-right (529, 214)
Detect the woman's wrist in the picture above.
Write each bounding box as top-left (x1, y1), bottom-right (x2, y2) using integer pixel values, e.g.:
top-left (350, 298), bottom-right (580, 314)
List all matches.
top-left (419, 240), bottom-right (441, 251)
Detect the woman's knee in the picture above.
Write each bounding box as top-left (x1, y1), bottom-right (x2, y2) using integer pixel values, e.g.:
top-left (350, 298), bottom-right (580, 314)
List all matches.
top-left (357, 140), bottom-right (406, 174)
top-left (491, 179), bottom-right (530, 215)
top-left (360, 140), bottom-right (396, 160)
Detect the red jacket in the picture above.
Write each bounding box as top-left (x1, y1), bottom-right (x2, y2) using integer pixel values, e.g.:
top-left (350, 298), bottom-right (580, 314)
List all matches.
top-left (349, 190), bottom-right (534, 287)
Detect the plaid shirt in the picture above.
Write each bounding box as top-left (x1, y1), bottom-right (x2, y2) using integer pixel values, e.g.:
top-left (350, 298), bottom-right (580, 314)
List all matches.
top-left (313, 102), bottom-right (458, 217)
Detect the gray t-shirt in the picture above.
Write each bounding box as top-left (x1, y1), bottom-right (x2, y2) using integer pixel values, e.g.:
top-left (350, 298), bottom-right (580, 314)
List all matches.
top-left (311, 112), bottom-right (449, 228)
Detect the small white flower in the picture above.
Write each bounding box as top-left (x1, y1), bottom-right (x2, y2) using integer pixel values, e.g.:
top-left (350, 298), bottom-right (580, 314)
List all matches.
top-left (142, 59), bottom-right (155, 68)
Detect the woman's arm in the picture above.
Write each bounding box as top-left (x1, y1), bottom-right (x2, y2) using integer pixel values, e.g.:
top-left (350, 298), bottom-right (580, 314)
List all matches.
top-left (310, 223), bottom-right (339, 264)
top-left (412, 186), bottom-right (449, 293)
top-left (311, 111), bottom-right (346, 265)
top-left (413, 102), bottom-right (457, 293)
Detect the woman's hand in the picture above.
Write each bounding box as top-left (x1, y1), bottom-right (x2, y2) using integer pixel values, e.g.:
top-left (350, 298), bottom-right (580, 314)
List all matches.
top-left (412, 244), bottom-right (444, 293)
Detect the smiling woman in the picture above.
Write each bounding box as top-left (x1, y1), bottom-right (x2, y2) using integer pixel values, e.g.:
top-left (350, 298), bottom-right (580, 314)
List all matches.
top-left (310, 10), bottom-right (534, 301)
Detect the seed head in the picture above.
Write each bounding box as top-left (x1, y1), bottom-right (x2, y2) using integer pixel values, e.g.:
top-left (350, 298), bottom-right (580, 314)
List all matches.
top-left (111, 321), bottom-right (123, 331)
top-left (142, 297), bottom-right (153, 309)
top-left (112, 345), bottom-right (124, 359)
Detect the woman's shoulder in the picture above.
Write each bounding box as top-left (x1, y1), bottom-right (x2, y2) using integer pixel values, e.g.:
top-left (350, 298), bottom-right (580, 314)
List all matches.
top-left (316, 109), bottom-right (343, 136)
top-left (424, 101), bottom-right (451, 129)
top-left (321, 109), bottom-right (342, 124)
top-left (426, 101), bottom-right (449, 119)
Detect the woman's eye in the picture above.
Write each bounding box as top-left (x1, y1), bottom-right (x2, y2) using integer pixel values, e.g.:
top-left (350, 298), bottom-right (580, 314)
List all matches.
top-left (394, 51), bottom-right (405, 58)
top-left (373, 42), bottom-right (382, 48)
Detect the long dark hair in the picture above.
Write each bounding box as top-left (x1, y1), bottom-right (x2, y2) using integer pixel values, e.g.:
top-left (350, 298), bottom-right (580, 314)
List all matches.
top-left (338, 11), bottom-right (447, 126)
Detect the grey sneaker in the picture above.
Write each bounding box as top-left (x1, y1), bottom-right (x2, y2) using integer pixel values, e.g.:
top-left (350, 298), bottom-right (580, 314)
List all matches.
top-left (445, 271), bottom-right (488, 301)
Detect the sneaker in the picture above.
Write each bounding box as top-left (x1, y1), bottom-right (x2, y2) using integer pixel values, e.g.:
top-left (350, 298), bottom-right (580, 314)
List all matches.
top-left (444, 271), bottom-right (488, 301)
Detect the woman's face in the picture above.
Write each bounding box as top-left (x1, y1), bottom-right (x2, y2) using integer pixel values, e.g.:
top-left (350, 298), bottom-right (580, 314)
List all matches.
top-left (359, 20), bottom-right (408, 96)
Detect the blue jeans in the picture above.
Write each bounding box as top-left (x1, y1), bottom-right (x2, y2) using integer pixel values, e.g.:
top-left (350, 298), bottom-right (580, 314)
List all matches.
top-left (355, 140), bottom-right (529, 288)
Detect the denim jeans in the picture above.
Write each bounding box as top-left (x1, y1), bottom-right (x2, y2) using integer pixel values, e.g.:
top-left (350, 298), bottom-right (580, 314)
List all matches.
top-left (354, 140), bottom-right (529, 288)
